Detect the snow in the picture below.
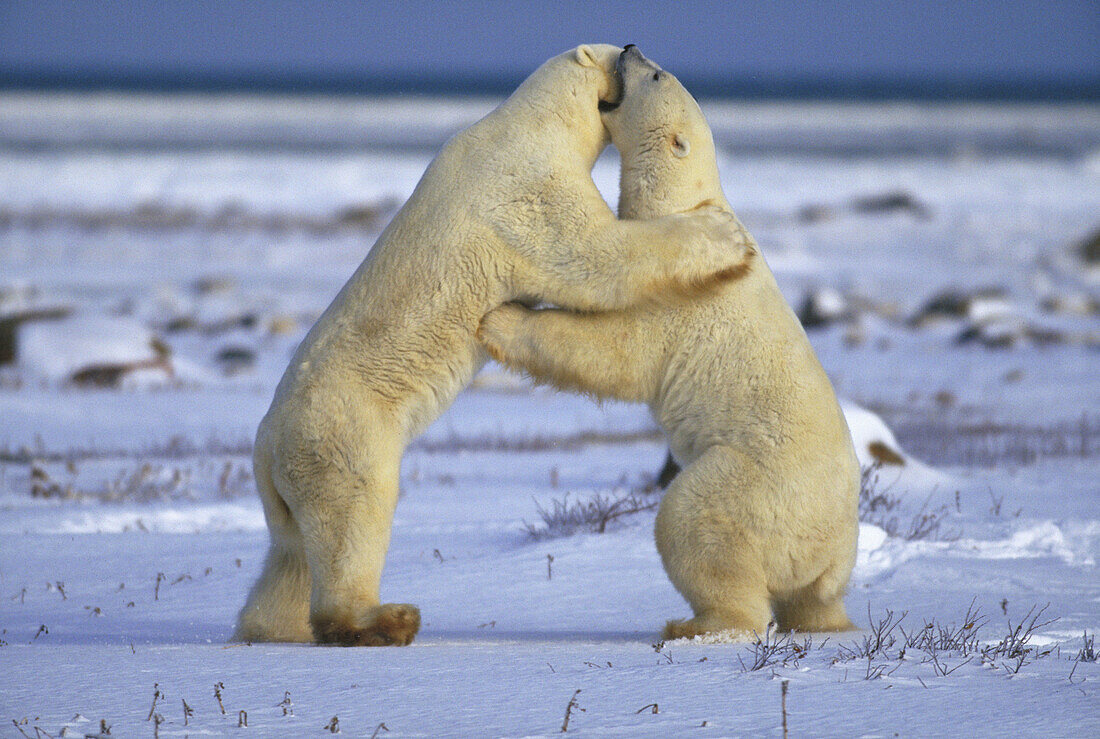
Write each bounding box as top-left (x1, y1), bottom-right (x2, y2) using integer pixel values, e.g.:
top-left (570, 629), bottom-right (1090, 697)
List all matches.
top-left (1, 93), bottom-right (1098, 737)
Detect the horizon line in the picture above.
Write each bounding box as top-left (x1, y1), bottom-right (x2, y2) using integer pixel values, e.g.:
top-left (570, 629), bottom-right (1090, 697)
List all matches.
top-left (3, 70), bottom-right (1098, 103)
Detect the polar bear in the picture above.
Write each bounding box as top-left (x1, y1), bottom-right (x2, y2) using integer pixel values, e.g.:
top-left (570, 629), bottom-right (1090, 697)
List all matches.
top-left (235, 44), bottom-right (752, 646)
top-left (478, 46), bottom-right (860, 640)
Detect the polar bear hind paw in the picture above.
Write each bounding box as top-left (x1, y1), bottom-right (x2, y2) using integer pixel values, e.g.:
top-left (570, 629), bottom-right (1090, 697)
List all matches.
top-left (662, 614), bottom-right (765, 642)
top-left (312, 603), bottom-right (421, 647)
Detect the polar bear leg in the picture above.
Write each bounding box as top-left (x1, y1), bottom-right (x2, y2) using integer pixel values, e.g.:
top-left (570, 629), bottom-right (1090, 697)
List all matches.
top-left (655, 447), bottom-right (773, 640)
top-left (477, 303), bottom-right (658, 401)
top-left (234, 445), bottom-right (312, 642)
top-left (233, 536), bottom-right (312, 643)
top-left (772, 567), bottom-right (856, 633)
top-left (300, 458), bottom-right (420, 647)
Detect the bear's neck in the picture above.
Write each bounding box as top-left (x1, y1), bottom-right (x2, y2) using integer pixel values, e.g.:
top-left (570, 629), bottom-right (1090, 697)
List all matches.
top-left (618, 158), bottom-right (727, 220)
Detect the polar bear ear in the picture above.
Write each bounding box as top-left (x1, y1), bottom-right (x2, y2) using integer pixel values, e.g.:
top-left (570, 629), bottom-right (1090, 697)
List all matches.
top-left (672, 133), bottom-right (691, 158)
top-left (574, 45), bottom-right (599, 67)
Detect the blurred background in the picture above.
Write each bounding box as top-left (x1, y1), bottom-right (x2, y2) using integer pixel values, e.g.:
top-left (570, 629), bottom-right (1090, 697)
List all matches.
top-left (0, 0), bottom-right (1097, 463)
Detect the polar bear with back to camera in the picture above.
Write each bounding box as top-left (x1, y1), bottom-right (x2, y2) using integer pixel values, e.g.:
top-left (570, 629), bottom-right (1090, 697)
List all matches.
top-left (479, 45), bottom-right (860, 640)
top-left (234, 44), bottom-right (754, 647)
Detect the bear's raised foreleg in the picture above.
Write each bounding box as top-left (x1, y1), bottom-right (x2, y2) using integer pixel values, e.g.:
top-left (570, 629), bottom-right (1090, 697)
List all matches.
top-left (522, 206), bottom-right (755, 313)
top-left (478, 303), bottom-right (659, 402)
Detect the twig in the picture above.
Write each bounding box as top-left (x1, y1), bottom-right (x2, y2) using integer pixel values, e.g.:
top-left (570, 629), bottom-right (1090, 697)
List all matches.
top-left (561, 689), bottom-right (583, 732)
top-left (145, 683), bottom-right (162, 721)
top-left (214, 682), bottom-right (226, 714)
top-left (781, 679), bottom-right (789, 739)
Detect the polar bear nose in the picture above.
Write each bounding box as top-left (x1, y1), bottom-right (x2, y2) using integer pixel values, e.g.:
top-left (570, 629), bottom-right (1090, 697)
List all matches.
top-left (617, 44), bottom-right (645, 79)
top-left (620, 44), bottom-right (653, 70)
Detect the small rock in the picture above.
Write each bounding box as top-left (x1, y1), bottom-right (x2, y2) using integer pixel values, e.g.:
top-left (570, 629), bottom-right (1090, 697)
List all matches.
top-left (194, 275), bottom-right (236, 296)
top-left (1076, 227), bottom-right (1100, 265)
top-left (0, 307), bottom-right (72, 364)
top-left (798, 287), bottom-right (850, 329)
top-left (910, 287), bottom-right (1010, 327)
top-left (336, 203), bottom-right (386, 230)
top-left (867, 441), bottom-right (906, 466)
top-left (1024, 325), bottom-right (1069, 346)
top-left (840, 401), bottom-right (911, 468)
top-left (19, 315), bottom-right (173, 386)
top-left (850, 190), bottom-right (931, 219)
top-left (955, 317), bottom-right (1026, 349)
top-left (216, 346), bottom-right (256, 376)
top-left (70, 358), bottom-right (174, 388)
top-left (165, 315), bottom-right (198, 333)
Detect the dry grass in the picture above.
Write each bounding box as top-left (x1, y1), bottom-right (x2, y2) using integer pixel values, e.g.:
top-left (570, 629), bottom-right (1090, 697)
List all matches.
top-left (523, 488), bottom-right (659, 539)
top-left (859, 465), bottom-right (958, 541)
top-left (0, 435), bottom-right (252, 465)
top-left (829, 601), bottom-right (1060, 678)
top-left (887, 412), bottom-right (1099, 467)
top-left (20, 457), bottom-right (253, 503)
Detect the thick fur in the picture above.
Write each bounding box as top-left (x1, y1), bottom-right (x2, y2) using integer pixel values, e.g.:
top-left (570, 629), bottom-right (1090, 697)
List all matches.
top-left (478, 47), bottom-right (860, 640)
top-left (234, 44), bottom-right (752, 646)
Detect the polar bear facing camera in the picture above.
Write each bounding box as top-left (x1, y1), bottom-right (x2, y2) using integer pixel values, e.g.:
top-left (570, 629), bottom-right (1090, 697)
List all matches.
top-left (479, 46), bottom-right (860, 640)
top-left (235, 44), bottom-right (753, 647)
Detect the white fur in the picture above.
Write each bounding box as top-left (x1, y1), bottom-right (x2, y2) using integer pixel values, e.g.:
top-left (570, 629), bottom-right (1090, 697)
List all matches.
top-left (479, 49), bottom-right (860, 640)
top-left (235, 45), bottom-right (751, 645)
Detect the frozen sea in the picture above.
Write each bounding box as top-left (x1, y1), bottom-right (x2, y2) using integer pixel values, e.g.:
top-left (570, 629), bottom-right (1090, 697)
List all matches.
top-left (0, 92), bottom-right (1098, 737)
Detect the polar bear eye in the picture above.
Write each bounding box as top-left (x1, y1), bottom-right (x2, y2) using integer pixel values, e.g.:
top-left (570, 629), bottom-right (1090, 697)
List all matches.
top-left (653, 72), bottom-right (661, 81)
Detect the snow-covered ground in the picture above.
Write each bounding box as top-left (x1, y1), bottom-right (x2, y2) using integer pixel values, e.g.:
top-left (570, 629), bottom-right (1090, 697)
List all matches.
top-left (1, 93), bottom-right (1098, 737)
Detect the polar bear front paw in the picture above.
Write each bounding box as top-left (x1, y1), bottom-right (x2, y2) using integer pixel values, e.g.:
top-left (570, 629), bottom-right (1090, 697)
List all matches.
top-left (312, 603), bottom-right (421, 647)
top-left (668, 207), bottom-right (756, 296)
top-left (477, 303), bottom-right (529, 363)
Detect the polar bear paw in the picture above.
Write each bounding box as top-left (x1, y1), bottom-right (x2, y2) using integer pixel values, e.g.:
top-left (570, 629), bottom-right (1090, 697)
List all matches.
top-left (666, 206), bottom-right (756, 297)
top-left (476, 303), bottom-right (527, 363)
top-left (662, 610), bottom-right (768, 642)
top-left (312, 603), bottom-right (421, 647)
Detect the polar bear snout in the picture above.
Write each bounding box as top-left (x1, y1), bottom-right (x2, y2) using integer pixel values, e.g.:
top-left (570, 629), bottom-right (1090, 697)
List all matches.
top-left (600, 46), bottom-right (646, 114)
top-left (617, 44), bottom-right (658, 77)
top-left (609, 44), bottom-right (665, 110)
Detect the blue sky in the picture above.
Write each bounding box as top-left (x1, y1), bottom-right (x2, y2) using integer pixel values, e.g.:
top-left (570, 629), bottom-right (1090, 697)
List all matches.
top-left (1, 1), bottom-right (1097, 97)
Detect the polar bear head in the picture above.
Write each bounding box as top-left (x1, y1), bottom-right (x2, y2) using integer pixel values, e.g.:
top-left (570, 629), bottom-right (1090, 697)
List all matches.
top-left (601, 45), bottom-right (727, 220)
top-left (508, 44), bottom-right (624, 154)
